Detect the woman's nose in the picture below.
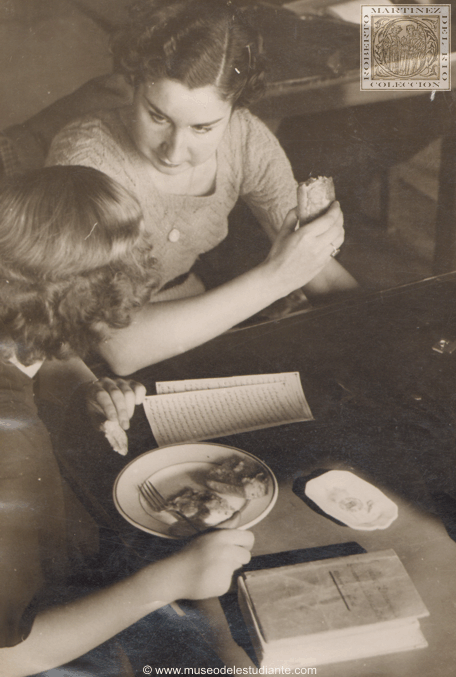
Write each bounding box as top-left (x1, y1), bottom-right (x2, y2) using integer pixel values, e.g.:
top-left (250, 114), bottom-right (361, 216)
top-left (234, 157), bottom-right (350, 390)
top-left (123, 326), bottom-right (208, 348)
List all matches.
top-left (161, 128), bottom-right (187, 163)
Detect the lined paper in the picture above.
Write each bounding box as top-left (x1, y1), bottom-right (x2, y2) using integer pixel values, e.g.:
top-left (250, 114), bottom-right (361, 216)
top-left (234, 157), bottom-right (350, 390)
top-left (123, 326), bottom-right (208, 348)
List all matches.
top-left (144, 373), bottom-right (313, 446)
top-left (156, 372), bottom-right (305, 394)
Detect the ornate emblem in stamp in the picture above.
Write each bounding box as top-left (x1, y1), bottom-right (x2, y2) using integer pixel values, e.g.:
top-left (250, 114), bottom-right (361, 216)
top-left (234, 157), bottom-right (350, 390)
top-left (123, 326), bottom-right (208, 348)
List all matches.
top-left (361, 5), bottom-right (450, 90)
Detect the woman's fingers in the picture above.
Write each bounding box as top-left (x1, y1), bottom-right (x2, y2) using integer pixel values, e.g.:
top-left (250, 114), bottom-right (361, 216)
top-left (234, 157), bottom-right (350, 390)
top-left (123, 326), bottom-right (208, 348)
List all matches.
top-left (215, 510), bottom-right (242, 529)
top-left (280, 207), bottom-right (299, 234)
top-left (278, 203), bottom-right (344, 258)
top-left (202, 526), bottom-right (255, 550)
top-left (108, 379), bottom-right (146, 420)
top-left (233, 543), bottom-right (253, 566)
top-left (108, 384), bottom-right (136, 427)
top-left (173, 528), bottom-right (255, 600)
top-left (281, 201), bottom-right (343, 239)
top-left (133, 381), bottom-right (147, 404)
top-left (299, 204), bottom-right (344, 253)
top-left (85, 377), bottom-right (146, 430)
top-left (265, 201), bottom-right (348, 299)
top-left (297, 201), bottom-right (343, 237)
top-left (289, 204), bottom-right (344, 258)
top-left (318, 223), bottom-right (345, 252)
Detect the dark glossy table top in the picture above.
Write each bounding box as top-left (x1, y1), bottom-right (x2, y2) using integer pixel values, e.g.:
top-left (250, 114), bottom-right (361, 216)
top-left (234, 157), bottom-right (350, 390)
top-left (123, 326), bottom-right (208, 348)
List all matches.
top-left (64, 273), bottom-right (456, 518)
top-left (60, 272), bottom-right (456, 675)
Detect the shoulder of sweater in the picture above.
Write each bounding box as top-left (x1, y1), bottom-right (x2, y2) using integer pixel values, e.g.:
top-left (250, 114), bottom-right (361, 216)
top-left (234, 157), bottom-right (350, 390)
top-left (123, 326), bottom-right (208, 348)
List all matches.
top-left (51, 109), bottom-right (122, 146)
top-left (47, 110), bottom-right (128, 166)
top-left (228, 107), bottom-right (273, 140)
top-left (221, 108), bottom-right (280, 174)
top-left (227, 109), bottom-right (285, 164)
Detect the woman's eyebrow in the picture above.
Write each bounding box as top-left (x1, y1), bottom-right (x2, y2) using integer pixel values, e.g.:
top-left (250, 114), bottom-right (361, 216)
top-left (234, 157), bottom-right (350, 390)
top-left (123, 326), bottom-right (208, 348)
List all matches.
top-left (144, 96), bottom-right (225, 127)
top-left (144, 98), bottom-right (170, 120)
top-left (192, 117), bottom-right (225, 127)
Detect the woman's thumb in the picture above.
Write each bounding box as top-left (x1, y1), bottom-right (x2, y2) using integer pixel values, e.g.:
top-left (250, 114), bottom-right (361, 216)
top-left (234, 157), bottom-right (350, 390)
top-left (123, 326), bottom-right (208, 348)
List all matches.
top-left (216, 510), bottom-right (242, 529)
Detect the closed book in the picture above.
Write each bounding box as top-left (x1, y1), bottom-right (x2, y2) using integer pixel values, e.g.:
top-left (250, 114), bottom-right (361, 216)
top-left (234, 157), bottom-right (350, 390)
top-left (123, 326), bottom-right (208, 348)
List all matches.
top-left (238, 549), bottom-right (429, 667)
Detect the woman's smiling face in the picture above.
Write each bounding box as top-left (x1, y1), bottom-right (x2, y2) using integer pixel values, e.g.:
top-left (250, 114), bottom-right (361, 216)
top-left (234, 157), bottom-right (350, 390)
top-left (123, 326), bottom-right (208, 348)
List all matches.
top-left (126, 78), bottom-right (233, 175)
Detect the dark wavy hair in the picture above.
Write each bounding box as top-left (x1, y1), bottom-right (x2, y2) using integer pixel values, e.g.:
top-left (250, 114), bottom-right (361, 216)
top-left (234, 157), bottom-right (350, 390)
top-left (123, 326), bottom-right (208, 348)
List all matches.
top-left (110, 0), bottom-right (265, 108)
top-left (0, 166), bottom-right (160, 365)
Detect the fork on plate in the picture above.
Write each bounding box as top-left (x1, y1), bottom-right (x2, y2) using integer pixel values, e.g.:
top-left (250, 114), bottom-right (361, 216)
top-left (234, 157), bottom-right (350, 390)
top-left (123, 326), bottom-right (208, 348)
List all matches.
top-left (138, 480), bottom-right (202, 534)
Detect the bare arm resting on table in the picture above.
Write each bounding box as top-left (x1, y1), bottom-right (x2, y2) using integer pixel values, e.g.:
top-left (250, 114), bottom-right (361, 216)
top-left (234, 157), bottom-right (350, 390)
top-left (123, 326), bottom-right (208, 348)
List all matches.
top-left (99, 204), bottom-right (345, 375)
top-left (304, 256), bottom-right (358, 297)
top-left (0, 529), bottom-right (254, 677)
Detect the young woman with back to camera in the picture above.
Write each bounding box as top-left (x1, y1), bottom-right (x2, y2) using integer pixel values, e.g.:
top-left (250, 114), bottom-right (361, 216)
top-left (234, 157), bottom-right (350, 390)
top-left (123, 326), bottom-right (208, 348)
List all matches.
top-left (0, 165), bottom-right (254, 676)
top-left (47, 0), bottom-right (358, 376)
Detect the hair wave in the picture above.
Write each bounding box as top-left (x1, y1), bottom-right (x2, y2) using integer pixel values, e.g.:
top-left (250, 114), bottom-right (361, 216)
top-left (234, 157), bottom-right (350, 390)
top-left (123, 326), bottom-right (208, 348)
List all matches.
top-left (111, 0), bottom-right (266, 108)
top-left (0, 166), bottom-right (159, 365)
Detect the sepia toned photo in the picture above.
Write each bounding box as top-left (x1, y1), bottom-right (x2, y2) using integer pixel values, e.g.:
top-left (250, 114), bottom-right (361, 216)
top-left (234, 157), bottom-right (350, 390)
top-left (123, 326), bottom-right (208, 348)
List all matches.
top-left (1, 1), bottom-right (456, 675)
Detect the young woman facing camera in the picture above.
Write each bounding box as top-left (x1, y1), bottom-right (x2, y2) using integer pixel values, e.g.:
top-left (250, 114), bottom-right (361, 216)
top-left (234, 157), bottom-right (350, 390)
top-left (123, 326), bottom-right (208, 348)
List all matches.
top-left (47, 0), bottom-right (357, 375)
top-left (0, 166), bottom-right (253, 676)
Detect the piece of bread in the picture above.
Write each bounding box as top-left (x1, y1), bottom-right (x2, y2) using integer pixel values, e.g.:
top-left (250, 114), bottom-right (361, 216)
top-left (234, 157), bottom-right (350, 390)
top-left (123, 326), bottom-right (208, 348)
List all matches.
top-left (206, 458), bottom-right (269, 500)
top-left (101, 419), bottom-right (128, 456)
top-left (297, 176), bottom-right (335, 224)
top-left (166, 487), bottom-right (236, 527)
top-left (206, 479), bottom-right (246, 498)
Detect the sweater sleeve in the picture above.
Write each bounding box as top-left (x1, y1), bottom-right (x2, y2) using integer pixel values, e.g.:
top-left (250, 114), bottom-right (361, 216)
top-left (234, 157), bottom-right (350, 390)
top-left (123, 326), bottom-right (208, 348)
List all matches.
top-left (235, 110), bottom-right (298, 240)
top-left (45, 114), bottom-right (137, 196)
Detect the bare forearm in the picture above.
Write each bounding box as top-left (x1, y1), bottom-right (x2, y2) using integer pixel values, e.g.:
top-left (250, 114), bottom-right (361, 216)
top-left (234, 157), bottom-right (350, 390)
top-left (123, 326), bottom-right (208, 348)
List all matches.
top-left (99, 205), bottom-right (347, 375)
top-left (99, 262), bottom-right (284, 375)
top-left (303, 258), bottom-right (358, 298)
top-left (1, 530), bottom-right (254, 677)
top-left (0, 560), bottom-right (174, 677)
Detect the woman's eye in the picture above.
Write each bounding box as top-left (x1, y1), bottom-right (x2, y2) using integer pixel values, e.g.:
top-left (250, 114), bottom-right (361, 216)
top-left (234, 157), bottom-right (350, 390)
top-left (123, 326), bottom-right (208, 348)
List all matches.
top-left (193, 126), bottom-right (213, 134)
top-left (149, 112), bottom-right (167, 124)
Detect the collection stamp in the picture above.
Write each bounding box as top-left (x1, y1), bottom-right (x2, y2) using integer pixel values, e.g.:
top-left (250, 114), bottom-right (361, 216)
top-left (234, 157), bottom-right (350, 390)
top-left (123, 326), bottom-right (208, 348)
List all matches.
top-left (361, 5), bottom-right (451, 90)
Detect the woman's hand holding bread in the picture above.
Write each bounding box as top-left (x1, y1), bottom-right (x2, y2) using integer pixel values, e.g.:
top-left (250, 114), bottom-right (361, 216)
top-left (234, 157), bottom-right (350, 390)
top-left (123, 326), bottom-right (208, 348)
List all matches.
top-left (263, 201), bottom-right (345, 298)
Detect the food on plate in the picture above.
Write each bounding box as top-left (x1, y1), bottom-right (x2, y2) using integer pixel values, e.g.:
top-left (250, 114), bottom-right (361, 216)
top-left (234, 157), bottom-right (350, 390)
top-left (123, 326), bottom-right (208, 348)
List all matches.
top-left (297, 176), bottom-right (335, 224)
top-left (164, 487), bottom-right (237, 527)
top-left (101, 419), bottom-right (128, 456)
top-left (206, 457), bottom-right (269, 500)
top-left (140, 456), bottom-right (270, 534)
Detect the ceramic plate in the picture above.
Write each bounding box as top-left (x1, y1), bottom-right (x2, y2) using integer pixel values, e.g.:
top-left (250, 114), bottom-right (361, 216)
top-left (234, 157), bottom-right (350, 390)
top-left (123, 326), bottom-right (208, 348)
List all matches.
top-left (113, 442), bottom-right (278, 538)
top-left (305, 470), bottom-right (398, 530)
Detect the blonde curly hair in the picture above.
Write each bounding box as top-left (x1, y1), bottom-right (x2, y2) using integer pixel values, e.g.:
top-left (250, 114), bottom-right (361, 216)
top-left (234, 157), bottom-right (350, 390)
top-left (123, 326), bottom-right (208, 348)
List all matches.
top-left (0, 166), bottom-right (160, 365)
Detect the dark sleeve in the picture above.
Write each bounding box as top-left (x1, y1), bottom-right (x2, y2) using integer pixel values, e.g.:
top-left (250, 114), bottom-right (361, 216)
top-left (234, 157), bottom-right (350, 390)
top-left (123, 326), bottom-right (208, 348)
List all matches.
top-left (0, 416), bottom-right (66, 648)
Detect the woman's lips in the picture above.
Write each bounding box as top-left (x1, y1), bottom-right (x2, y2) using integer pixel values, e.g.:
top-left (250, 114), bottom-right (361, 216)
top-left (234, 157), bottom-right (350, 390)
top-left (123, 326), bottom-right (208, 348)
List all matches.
top-left (156, 156), bottom-right (182, 168)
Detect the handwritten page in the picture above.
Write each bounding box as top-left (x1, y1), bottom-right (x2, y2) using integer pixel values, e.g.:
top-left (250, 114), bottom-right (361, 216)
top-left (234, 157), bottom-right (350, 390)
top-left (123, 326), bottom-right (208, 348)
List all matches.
top-left (156, 372), bottom-right (305, 394)
top-left (144, 374), bottom-right (313, 446)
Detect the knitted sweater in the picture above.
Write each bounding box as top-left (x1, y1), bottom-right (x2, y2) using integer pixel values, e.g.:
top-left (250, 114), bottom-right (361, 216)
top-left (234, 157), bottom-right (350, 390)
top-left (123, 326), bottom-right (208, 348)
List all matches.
top-left (47, 107), bottom-right (297, 299)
